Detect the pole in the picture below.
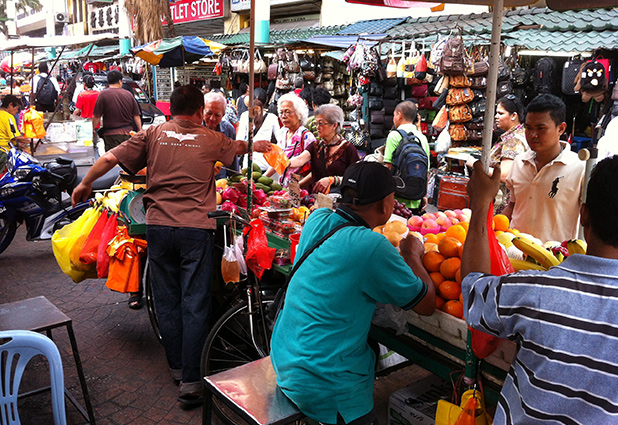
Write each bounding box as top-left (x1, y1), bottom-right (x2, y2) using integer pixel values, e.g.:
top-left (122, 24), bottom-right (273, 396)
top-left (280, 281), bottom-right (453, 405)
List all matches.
top-left (479, 0), bottom-right (504, 173)
top-left (9, 52), bottom-right (14, 95)
top-left (246, 0), bottom-right (256, 213)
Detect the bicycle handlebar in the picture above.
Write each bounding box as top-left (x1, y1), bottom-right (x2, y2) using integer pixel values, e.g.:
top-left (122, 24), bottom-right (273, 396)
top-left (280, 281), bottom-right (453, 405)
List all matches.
top-left (208, 210), bottom-right (252, 227)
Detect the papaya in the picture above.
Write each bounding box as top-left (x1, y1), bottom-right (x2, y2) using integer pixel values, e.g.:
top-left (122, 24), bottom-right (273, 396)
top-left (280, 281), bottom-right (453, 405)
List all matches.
top-left (270, 182), bottom-right (283, 191)
top-left (252, 171), bottom-right (262, 180)
top-left (253, 163), bottom-right (262, 172)
top-left (255, 183), bottom-right (271, 192)
top-left (229, 174), bottom-right (243, 182)
top-left (257, 176), bottom-right (273, 186)
top-left (241, 167), bottom-right (248, 175)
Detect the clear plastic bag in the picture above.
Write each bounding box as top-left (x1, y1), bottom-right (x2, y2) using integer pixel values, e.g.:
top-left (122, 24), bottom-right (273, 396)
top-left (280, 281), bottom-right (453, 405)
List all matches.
top-left (221, 245), bottom-right (240, 284)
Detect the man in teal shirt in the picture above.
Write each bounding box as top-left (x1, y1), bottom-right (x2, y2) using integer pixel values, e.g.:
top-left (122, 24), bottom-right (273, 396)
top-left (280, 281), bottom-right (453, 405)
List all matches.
top-left (270, 162), bottom-right (435, 425)
top-left (383, 101), bottom-right (430, 212)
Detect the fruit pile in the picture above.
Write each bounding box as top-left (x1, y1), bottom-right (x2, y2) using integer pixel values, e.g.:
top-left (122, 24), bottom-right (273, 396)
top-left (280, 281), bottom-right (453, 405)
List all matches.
top-left (392, 200), bottom-right (414, 219)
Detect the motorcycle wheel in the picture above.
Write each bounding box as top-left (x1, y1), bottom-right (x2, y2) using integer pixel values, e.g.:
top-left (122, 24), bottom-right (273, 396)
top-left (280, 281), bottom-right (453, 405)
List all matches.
top-left (0, 212), bottom-right (17, 255)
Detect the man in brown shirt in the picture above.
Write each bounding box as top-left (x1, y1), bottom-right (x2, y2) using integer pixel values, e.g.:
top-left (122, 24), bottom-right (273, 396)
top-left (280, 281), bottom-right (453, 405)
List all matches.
top-left (92, 70), bottom-right (142, 151)
top-left (72, 85), bottom-right (272, 409)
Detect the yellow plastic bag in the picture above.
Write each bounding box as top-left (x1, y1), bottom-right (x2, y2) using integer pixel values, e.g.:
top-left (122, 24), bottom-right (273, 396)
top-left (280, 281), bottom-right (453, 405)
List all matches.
top-left (264, 144), bottom-right (290, 176)
top-left (22, 106), bottom-right (46, 139)
top-left (435, 389), bottom-right (493, 425)
top-left (52, 207), bottom-right (100, 283)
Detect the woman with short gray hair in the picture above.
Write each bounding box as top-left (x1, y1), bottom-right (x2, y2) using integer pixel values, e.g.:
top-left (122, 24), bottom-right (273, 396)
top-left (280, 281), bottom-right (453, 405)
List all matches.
top-left (264, 93), bottom-right (316, 186)
top-left (288, 104), bottom-right (359, 194)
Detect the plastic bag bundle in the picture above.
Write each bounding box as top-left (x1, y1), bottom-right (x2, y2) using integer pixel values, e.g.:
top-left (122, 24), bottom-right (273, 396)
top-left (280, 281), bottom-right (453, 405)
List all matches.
top-left (97, 212), bottom-right (118, 278)
top-left (79, 209), bottom-right (109, 264)
top-left (52, 207), bottom-right (100, 283)
top-left (243, 219), bottom-right (276, 279)
top-left (22, 106), bottom-right (46, 139)
top-left (264, 144), bottom-right (290, 176)
top-left (106, 226), bottom-right (147, 293)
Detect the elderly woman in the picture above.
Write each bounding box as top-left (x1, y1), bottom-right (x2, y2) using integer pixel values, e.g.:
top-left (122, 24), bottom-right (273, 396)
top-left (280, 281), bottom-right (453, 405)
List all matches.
top-left (264, 93), bottom-right (316, 186)
top-left (288, 104), bottom-right (359, 194)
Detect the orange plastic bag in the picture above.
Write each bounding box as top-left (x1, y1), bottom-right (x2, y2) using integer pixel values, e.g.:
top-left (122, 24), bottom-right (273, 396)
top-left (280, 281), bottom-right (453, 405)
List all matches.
top-left (106, 227), bottom-right (147, 293)
top-left (79, 209), bottom-right (109, 264)
top-left (264, 144), bottom-right (290, 176)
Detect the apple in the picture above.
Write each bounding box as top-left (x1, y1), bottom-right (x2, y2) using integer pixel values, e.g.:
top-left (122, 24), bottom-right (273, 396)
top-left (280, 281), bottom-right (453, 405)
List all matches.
top-left (450, 217), bottom-right (460, 225)
top-left (422, 212), bottom-right (436, 220)
top-left (435, 211), bottom-right (447, 219)
top-left (421, 219), bottom-right (438, 229)
top-left (462, 208), bottom-right (472, 217)
top-left (454, 209), bottom-right (463, 215)
top-left (456, 213), bottom-right (469, 223)
top-left (408, 216), bottom-right (423, 227)
top-left (444, 210), bottom-right (457, 218)
top-left (435, 216), bottom-right (452, 228)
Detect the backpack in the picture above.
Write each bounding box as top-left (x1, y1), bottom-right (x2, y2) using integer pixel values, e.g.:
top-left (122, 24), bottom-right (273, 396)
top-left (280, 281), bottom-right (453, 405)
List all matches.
top-left (439, 37), bottom-right (466, 75)
top-left (533, 57), bottom-right (557, 94)
top-left (561, 59), bottom-right (584, 95)
top-left (35, 76), bottom-right (58, 105)
top-left (580, 60), bottom-right (608, 92)
top-left (448, 104), bottom-right (472, 123)
top-left (391, 129), bottom-right (428, 201)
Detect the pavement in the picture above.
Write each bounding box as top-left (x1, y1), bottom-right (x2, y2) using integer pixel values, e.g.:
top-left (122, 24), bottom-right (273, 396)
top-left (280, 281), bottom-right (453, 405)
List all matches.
top-left (0, 224), bottom-right (431, 425)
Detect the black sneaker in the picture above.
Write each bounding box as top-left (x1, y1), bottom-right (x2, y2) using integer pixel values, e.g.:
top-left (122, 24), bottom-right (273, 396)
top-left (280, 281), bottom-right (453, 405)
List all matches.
top-left (177, 393), bottom-right (204, 410)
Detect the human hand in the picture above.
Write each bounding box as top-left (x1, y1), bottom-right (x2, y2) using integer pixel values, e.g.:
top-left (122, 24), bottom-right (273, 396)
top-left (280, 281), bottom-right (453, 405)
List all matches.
top-left (253, 140), bottom-right (272, 153)
top-left (400, 233), bottom-right (425, 258)
top-left (214, 161), bottom-right (223, 175)
top-left (467, 161), bottom-right (501, 208)
top-left (313, 177), bottom-right (331, 194)
top-left (71, 182), bottom-right (92, 207)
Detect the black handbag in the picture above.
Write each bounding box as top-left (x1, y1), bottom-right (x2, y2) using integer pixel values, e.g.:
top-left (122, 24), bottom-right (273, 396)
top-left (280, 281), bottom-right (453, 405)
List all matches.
top-left (470, 99), bottom-right (486, 117)
top-left (370, 123), bottom-right (384, 138)
top-left (370, 110), bottom-right (385, 124)
top-left (383, 98), bottom-right (398, 115)
top-left (369, 82), bottom-right (383, 97)
top-left (432, 89), bottom-right (448, 110)
top-left (562, 59), bottom-right (584, 96)
top-left (383, 86), bottom-right (399, 99)
top-left (497, 80), bottom-right (513, 98)
top-left (368, 96), bottom-right (383, 110)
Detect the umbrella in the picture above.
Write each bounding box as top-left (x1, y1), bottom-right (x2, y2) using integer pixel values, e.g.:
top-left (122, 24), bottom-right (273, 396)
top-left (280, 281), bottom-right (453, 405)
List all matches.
top-left (0, 52), bottom-right (33, 74)
top-left (131, 36), bottom-right (226, 68)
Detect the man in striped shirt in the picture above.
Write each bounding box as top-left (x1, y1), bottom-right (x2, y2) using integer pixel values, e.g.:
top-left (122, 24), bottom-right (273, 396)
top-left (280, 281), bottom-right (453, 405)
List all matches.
top-left (461, 156), bottom-right (618, 424)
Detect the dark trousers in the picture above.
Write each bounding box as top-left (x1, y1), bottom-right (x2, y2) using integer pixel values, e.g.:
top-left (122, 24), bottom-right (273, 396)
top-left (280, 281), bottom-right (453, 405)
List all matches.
top-left (321, 409), bottom-right (379, 425)
top-left (35, 103), bottom-right (55, 112)
top-left (102, 133), bottom-right (131, 151)
top-left (146, 225), bottom-right (215, 384)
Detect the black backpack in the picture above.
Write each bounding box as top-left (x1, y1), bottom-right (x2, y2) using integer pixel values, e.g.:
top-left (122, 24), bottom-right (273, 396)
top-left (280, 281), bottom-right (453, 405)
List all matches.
top-left (35, 76), bottom-right (58, 106)
top-left (391, 129), bottom-right (428, 201)
top-left (533, 57), bottom-right (557, 94)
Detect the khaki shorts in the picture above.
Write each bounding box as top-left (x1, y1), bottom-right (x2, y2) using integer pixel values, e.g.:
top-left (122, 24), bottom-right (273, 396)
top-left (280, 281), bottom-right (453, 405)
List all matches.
top-left (103, 134), bottom-right (131, 152)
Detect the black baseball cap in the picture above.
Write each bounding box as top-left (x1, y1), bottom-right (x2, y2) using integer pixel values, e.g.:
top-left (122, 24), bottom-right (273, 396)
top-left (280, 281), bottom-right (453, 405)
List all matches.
top-left (340, 162), bottom-right (401, 205)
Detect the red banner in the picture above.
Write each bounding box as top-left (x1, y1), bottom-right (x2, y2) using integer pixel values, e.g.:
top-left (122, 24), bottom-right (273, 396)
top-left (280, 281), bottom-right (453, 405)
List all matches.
top-left (345, 0), bottom-right (440, 8)
top-left (164, 0), bottom-right (224, 24)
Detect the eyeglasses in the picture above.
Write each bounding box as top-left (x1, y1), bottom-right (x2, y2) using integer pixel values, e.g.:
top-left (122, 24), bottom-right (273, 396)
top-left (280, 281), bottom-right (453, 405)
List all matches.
top-left (279, 109), bottom-right (295, 117)
top-left (315, 121), bottom-right (333, 127)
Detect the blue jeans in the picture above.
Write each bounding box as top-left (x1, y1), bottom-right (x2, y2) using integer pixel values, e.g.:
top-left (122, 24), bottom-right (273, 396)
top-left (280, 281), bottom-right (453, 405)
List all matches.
top-left (147, 225), bottom-right (215, 386)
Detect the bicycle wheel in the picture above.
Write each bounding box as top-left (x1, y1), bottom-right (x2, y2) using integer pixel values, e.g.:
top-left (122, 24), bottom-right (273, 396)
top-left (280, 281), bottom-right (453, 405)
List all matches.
top-left (143, 258), bottom-right (163, 344)
top-left (202, 298), bottom-right (275, 425)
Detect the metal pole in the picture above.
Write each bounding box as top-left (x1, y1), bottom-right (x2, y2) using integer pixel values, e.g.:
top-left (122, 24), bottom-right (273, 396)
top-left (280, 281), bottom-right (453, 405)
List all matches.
top-left (479, 0), bottom-right (504, 173)
top-left (29, 48), bottom-right (35, 105)
top-left (246, 0), bottom-right (256, 213)
top-left (9, 52), bottom-right (14, 95)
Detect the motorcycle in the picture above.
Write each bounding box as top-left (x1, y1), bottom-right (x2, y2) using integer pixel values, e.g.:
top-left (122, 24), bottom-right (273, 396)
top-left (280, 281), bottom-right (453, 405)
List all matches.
top-left (0, 145), bottom-right (90, 255)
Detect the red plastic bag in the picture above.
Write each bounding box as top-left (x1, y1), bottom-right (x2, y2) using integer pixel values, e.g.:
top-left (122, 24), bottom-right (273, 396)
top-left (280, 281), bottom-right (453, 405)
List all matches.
top-left (79, 209), bottom-right (109, 264)
top-left (469, 204), bottom-right (515, 359)
top-left (97, 212), bottom-right (118, 279)
top-left (243, 219), bottom-right (276, 279)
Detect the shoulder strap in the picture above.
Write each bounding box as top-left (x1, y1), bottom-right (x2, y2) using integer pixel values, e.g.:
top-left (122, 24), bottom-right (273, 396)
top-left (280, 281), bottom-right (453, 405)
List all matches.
top-left (270, 221), bottom-right (362, 321)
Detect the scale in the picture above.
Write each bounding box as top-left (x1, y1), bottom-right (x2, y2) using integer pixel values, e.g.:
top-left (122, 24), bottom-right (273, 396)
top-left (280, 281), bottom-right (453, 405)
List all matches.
top-left (119, 189), bottom-right (146, 236)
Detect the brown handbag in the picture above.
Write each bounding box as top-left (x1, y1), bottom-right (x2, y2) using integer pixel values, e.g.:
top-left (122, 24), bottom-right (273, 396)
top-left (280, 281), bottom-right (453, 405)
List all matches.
top-left (267, 63), bottom-right (279, 80)
top-left (449, 75), bottom-right (471, 88)
top-left (448, 104), bottom-right (473, 123)
top-left (448, 124), bottom-right (469, 141)
top-left (468, 61), bottom-right (489, 77)
top-left (446, 88), bottom-right (474, 106)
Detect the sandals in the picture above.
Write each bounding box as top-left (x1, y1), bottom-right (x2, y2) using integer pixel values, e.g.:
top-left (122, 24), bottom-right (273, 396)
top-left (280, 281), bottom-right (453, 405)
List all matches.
top-left (128, 293), bottom-right (143, 310)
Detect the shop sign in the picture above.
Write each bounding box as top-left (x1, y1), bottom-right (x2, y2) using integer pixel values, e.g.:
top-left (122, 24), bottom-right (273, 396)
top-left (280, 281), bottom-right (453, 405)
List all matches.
top-left (88, 3), bottom-right (119, 32)
top-left (164, 0), bottom-right (224, 24)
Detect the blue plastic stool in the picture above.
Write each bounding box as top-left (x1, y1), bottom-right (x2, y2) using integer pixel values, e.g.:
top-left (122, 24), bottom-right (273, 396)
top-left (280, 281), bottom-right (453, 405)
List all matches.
top-left (0, 330), bottom-right (67, 425)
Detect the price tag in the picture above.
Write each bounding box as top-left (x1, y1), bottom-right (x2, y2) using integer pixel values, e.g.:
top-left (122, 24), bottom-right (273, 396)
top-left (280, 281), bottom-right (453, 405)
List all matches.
top-left (288, 173), bottom-right (301, 208)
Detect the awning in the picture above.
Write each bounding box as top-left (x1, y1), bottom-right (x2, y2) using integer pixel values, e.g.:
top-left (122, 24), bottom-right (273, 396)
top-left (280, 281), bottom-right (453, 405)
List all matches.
top-left (0, 33), bottom-right (119, 52)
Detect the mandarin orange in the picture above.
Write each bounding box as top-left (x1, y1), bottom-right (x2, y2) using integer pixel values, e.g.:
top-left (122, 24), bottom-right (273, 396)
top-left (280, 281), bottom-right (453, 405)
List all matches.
top-left (438, 280), bottom-right (461, 300)
top-left (438, 236), bottom-right (463, 258)
top-left (430, 272), bottom-right (445, 289)
top-left (493, 214), bottom-right (510, 232)
top-left (436, 296), bottom-right (445, 310)
top-left (422, 251), bottom-right (445, 272)
top-left (439, 257), bottom-right (461, 279)
top-left (445, 224), bottom-right (467, 244)
top-left (443, 300), bottom-right (464, 319)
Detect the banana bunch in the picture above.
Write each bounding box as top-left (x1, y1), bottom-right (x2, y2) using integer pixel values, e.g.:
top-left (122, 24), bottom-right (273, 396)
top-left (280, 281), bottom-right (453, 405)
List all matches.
top-left (94, 188), bottom-right (128, 212)
top-left (567, 239), bottom-right (587, 255)
top-left (508, 236), bottom-right (588, 271)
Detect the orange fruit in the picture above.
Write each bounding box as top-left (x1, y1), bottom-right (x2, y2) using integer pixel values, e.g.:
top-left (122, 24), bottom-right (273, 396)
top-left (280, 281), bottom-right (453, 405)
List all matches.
top-left (440, 257), bottom-right (461, 279)
top-left (430, 272), bottom-right (445, 289)
top-left (493, 214), bottom-right (510, 232)
top-left (436, 295), bottom-right (445, 310)
top-left (424, 242), bottom-right (439, 252)
top-left (455, 268), bottom-right (462, 284)
top-left (384, 231), bottom-right (402, 247)
top-left (438, 280), bottom-right (461, 300)
top-left (459, 292), bottom-right (463, 304)
top-left (494, 230), bottom-right (504, 237)
top-left (424, 233), bottom-right (440, 244)
top-left (438, 236), bottom-right (463, 258)
top-left (459, 222), bottom-right (469, 232)
top-left (436, 232), bottom-right (446, 242)
top-left (445, 224), bottom-right (467, 244)
top-left (458, 244), bottom-right (464, 258)
top-left (422, 251), bottom-right (445, 272)
top-left (443, 300), bottom-right (464, 319)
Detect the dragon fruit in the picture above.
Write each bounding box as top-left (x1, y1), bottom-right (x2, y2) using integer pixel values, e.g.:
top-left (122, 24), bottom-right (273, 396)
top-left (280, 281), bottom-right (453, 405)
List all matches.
top-left (221, 201), bottom-right (238, 213)
top-left (253, 189), bottom-right (267, 206)
top-left (221, 187), bottom-right (240, 204)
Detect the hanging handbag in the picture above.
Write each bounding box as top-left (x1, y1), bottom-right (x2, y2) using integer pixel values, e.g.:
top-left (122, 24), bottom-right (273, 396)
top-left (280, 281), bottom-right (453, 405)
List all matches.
top-left (285, 51), bottom-right (301, 73)
top-left (409, 84), bottom-right (428, 98)
top-left (299, 55), bottom-right (314, 71)
top-left (238, 50), bottom-right (250, 74)
top-left (368, 96), bottom-right (383, 110)
top-left (386, 55), bottom-right (397, 79)
top-left (383, 85), bottom-right (399, 99)
top-left (497, 80), bottom-right (513, 98)
top-left (467, 116), bottom-right (484, 130)
top-left (449, 74), bottom-right (471, 88)
top-left (497, 60), bottom-right (511, 81)
top-left (468, 60), bottom-right (489, 77)
top-left (470, 76), bottom-right (487, 90)
top-left (470, 99), bottom-right (486, 117)
top-left (254, 50), bottom-right (267, 74)
top-left (383, 98), bottom-right (398, 115)
top-left (414, 54), bottom-right (427, 80)
top-left (432, 88), bottom-right (448, 110)
top-left (448, 104), bottom-right (472, 123)
top-left (369, 81), bottom-right (383, 97)
top-left (276, 75), bottom-right (292, 91)
top-left (448, 123), bottom-right (469, 141)
top-left (370, 110), bottom-right (385, 124)
top-left (268, 62), bottom-right (279, 80)
top-left (446, 88), bottom-right (474, 106)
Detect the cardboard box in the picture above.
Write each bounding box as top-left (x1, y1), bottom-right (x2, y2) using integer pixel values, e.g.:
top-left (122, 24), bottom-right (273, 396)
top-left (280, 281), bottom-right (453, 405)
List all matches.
top-left (388, 375), bottom-right (452, 425)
